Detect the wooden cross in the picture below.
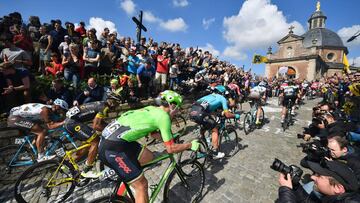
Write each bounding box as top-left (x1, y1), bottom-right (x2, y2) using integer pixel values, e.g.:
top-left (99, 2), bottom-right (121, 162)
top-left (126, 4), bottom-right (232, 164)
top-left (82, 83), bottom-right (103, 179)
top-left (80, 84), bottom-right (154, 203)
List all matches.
top-left (132, 11), bottom-right (147, 44)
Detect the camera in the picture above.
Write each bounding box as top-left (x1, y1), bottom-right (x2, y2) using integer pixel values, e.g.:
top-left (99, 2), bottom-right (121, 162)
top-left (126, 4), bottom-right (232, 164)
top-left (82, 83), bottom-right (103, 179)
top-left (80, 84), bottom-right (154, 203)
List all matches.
top-left (271, 158), bottom-right (303, 185)
top-left (297, 140), bottom-right (331, 162)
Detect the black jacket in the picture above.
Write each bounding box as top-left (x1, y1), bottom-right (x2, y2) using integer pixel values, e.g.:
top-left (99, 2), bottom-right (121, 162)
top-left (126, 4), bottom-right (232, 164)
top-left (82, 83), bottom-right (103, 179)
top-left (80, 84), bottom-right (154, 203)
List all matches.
top-left (277, 186), bottom-right (360, 203)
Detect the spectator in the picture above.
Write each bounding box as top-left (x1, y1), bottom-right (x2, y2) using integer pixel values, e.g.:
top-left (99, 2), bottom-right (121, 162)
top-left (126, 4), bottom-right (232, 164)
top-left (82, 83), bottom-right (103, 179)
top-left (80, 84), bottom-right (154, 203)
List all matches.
top-left (1, 64), bottom-right (32, 109)
top-left (99, 40), bottom-right (116, 75)
top-left (73, 77), bottom-right (104, 105)
top-left (44, 78), bottom-right (72, 106)
top-left (38, 25), bottom-right (52, 74)
top-left (0, 33), bottom-right (32, 71)
top-left (126, 47), bottom-right (140, 76)
top-left (65, 22), bottom-right (80, 44)
top-left (75, 21), bottom-right (86, 39)
top-left (169, 63), bottom-right (180, 90)
top-left (83, 28), bottom-right (97, 48)
top-left (49, 19), bottom-right (67, 53)
top-left (98, 27), bottom-right (109, 48)
top-left (45, 52), bottom-right (63, 77)
top-left (83, 40), bottom-right (100, 78)
top-left (136, 59), bottom-right (155, 99)
top-left (156, 49), bottom-right (170, 92)
top-left (62, 43), bottom-right (83, 89)
top-left (13, 26), bottom-right (33, 56)
top-left (58, 35), bottom-right (71, 57)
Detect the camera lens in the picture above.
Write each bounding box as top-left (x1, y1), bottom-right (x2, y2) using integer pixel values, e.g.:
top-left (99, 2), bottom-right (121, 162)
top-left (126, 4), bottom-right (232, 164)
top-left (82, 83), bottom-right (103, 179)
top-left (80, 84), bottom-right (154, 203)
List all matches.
top-left (270, 158), bottom-right (292, 175)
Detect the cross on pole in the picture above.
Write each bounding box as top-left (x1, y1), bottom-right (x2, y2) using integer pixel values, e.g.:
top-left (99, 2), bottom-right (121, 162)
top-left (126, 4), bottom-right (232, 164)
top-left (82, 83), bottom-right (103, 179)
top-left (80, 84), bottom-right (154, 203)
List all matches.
top-left (132, 10), bottom-right (147, 44)
top-left (288, 25), bottom-right (295, 34)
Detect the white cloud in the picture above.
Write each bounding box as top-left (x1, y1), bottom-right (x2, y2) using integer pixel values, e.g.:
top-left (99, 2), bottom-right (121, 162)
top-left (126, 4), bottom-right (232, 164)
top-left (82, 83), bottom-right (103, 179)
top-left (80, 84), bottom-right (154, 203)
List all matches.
top-left (173, 0), bottom-right (189, 7)
top-left (202, 18), bottom-right (215, 30)
top-left (120, 0), bottom-right (136, 15)
top-left (143, 11), bottom-right (161, 23)
top-left (222, 0), bottom-right (305, 60)
top-left (199, 43), bottom-right (220, 57)
top-left (160, 18), bottom-right (188, 32)
top-left (87, 17), bottom-right (118, 38)
top-left (338, 25), bottom-right (360, 47)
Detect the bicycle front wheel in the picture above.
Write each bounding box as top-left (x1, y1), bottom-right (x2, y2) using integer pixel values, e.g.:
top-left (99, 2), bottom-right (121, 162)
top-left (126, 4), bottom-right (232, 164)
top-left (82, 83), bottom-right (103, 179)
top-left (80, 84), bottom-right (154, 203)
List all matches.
top-left (14, 159), bottom-right (76, 203)
top-left (163, 160), bottom-right (205, 203)
top-left (243, 112), bottom-right (252, 135)
top-left (219, 126), bottom-right (239, 158)
top-left (0, 144), bottom-right (35, 183)
top-left (171, 115), bottom-right (187, 135)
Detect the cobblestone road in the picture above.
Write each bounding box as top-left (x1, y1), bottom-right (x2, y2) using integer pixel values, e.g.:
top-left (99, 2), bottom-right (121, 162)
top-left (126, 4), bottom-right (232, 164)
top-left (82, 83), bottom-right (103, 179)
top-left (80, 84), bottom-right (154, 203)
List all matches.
top-left (0, 97), bottom-right (318, 203)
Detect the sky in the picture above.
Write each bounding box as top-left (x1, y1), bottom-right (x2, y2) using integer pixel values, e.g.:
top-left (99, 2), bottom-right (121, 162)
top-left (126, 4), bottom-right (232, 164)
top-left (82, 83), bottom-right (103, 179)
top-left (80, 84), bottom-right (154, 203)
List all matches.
top-left (1, 0), bottom-right (360, 75)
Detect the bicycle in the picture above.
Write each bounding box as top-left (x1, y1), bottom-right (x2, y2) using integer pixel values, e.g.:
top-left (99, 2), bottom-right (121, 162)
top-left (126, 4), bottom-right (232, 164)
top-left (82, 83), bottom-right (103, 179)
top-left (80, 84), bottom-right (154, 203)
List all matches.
top-left (282, 99), bottom-right (294, 131)
top-left (91, 154), bottom-right (205, 203)
top-left (179, 115), bottom-right (239, 167)
top-left (0, 127), bottom-right (78, 182)
top-left (243, 100), bottom-right (265, 135)
top-left (14, 133), bottom-right (107, 203)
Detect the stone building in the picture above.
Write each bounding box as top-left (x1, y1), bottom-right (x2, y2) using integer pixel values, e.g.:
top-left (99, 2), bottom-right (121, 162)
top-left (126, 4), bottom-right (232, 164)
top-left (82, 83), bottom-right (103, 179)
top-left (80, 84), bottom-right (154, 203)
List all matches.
top-left (265, 2), bottom-right (356, 81)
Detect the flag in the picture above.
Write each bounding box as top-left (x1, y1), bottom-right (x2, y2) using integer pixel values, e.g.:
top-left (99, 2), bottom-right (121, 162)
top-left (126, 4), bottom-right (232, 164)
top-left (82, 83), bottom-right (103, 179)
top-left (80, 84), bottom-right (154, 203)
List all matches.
top-left (343, 53), bottom-right (351, 74)
top-left (252, 54), bottom-right (268, 64)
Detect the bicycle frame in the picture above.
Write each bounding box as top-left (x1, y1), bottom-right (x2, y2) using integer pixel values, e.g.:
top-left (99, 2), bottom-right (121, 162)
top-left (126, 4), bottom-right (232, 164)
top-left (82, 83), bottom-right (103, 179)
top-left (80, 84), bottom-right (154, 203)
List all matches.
top-left (7, 127), bottom-right (77, 168)
top-left (46, 142), bottom-right (92, 188)
top-left (115, 153), bottom-right (189, 203)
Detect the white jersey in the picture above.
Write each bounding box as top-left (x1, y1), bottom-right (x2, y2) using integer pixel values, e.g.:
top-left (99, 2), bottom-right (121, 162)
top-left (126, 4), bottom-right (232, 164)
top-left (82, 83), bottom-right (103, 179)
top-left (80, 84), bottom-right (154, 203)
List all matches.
top-left (283, 85), bottom-right (298, 96)
top-left (10, 103), bottom-right (51, 120)
top-left (251, 86), bottom-right (266, 94)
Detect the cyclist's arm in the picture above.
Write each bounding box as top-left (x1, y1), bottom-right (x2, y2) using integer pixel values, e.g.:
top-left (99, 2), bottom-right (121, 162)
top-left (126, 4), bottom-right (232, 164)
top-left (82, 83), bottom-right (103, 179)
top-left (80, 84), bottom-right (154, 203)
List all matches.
top-left (41, 108), bottom-right (64, 129)
top-left (93, 107), bottom-right (109, 131)
top-left (158, 116), bottom-right (191, 154)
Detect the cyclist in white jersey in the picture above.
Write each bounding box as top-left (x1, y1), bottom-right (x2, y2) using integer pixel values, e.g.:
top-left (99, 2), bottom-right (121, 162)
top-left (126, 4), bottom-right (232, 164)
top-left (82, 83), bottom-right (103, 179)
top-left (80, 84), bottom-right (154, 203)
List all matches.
top-left (7, 99), bottom-right (69, 161)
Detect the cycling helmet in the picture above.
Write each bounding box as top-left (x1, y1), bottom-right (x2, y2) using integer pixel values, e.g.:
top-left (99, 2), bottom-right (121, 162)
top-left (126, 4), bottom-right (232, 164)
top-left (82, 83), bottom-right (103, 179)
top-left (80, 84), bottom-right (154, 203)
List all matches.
top-left (154, 90), bottom-right (183, 108)
top-left (214, 85), bottom-right (227, 95)
top-left (54, 98), bottom-right (69, 110)
top-left (258, 81), bottom-right (267, 87)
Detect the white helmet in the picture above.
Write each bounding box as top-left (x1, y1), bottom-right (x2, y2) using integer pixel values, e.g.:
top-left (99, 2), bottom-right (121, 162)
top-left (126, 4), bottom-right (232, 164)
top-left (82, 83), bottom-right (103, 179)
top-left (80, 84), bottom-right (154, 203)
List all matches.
top-left (54, 98), bottom-right (69, 110)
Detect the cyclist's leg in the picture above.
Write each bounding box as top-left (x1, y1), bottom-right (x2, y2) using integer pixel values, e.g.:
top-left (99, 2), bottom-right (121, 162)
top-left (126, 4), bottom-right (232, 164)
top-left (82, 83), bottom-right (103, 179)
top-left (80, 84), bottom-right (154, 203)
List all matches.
top-left (211, 127), bottom-right (219, 150)
top-left (281, 100), bottom-right (287, 123)
top-left (87, 136), bottom-right (100, 165)
top-left (256, 102), bottom-right (262, 124)
top-left (31, 124), bottom-right (46, 155)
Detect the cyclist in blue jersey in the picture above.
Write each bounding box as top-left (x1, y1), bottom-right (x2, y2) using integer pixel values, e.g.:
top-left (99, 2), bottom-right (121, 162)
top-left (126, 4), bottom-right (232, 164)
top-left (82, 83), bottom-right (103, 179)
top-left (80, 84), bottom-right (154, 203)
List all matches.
top-left (190, 85), bottom-right (240, 158)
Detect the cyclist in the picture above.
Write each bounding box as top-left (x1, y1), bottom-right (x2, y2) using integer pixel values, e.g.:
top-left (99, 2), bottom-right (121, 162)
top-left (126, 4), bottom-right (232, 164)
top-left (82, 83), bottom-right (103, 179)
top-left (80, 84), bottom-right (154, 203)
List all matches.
top-left (64, 96), bottom-right (118, 177)
top-left (190, 85), bottom-right (240, 159)
top-left (280, 80), bottom-right (298, 124)
top-left (98, 91), bottom-right (199, 203)
top-left (248, 82), bottom-right (267, 125)
top-left (7, 99), bottom-right (68, 161)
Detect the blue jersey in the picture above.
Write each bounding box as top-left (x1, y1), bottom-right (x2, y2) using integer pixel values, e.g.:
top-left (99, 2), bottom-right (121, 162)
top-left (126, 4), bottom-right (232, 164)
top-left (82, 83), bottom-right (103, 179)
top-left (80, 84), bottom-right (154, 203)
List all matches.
top-left (196, 94), bottom-right (228, 113)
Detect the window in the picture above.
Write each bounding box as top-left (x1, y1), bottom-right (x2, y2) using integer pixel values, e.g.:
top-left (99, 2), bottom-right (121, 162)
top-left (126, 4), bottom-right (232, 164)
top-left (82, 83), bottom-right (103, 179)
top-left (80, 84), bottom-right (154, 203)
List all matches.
top-left (327, 52), bottom-right (335, 61)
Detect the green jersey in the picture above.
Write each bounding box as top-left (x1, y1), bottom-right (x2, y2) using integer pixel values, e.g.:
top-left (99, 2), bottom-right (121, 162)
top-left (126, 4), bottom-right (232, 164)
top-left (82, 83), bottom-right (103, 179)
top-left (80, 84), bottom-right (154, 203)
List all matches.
top-left (116, 106), bottom-right (173, 145)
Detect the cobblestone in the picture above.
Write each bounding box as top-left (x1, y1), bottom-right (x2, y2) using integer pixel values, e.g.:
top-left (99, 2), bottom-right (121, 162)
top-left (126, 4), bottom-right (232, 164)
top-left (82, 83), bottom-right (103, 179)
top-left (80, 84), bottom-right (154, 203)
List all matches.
top-left (0, 97), bottom-right (318, 202)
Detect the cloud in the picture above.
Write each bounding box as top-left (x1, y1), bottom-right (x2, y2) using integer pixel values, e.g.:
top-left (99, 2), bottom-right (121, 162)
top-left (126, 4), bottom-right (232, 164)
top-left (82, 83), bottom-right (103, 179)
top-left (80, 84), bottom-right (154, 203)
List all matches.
top-left (173, 0), bottom-right (189, 7)
top-left (87, 17), bottom-right (118, 38)
top-left (120, 0), bottom-right (136, 15)
top-left (222, 0), bottom-right (305, 60)
top-left (199, 43), bottom-right (220, 57)
top-left (202, 18), bottom-right (215, 30)
top-left (160, 18), bottom-right (188, 32)
top-left (143, 11), bottom-right (161, 23)
top-left (338, 25), bottom-right (360, 47)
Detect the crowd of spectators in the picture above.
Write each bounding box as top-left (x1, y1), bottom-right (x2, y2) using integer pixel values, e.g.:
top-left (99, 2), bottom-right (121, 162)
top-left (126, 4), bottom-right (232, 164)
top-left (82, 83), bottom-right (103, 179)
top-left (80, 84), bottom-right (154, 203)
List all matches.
top-left (0, 12), bottom-right (256, 115)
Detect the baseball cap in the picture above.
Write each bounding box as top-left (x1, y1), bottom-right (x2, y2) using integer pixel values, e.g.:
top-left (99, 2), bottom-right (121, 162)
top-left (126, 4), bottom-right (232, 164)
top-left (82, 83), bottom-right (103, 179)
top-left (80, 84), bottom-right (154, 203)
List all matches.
top-left (308, 160), bottom-right (359, 192)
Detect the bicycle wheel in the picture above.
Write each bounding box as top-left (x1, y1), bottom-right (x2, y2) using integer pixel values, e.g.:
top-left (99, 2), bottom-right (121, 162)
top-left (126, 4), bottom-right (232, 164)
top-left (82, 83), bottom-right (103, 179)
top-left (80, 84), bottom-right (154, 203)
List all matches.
top-left (219, 126), bottom-right (239, 158)
top-left (177, 139), bottom-right (208, 168)
top-left (163, 160), bottom-right (205, 203)
top-left (171, 115), bottom-right (187, 135)
top-left (243, 112), bottom-right (252, 135)
top-left (0, 144), bottom-right (35, 182)
top-left (90, 195), bottom-right (131, 203)
top-left (14, 159), bottom-right (76, 203)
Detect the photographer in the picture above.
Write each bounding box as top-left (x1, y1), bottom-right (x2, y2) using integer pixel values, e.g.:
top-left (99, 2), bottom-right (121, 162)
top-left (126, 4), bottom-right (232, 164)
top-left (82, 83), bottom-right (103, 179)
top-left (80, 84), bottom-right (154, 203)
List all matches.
top-left (327, 135), bottom-right (360, 180)
top-left (277, 160), bottom-right (360, 202)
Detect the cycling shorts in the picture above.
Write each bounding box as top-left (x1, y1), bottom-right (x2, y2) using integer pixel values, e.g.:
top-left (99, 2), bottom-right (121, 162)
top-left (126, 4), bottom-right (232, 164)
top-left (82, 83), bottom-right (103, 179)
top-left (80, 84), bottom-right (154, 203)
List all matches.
top-left (64, 118), bottom-right (95, 141)
top-left (7, 115), bottom-right (38, 132)
top-left (282, 98), bottom-right (295, 107)
top-left (98, 137), bottom-right (144, 183)
top-left (190, 103), bottom-right (217, 130)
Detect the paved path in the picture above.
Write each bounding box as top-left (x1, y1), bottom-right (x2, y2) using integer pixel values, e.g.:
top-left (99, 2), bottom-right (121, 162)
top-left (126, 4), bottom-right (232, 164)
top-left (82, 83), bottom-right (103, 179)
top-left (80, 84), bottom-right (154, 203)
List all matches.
top-left (0, 97), bottom-right (318, 203)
